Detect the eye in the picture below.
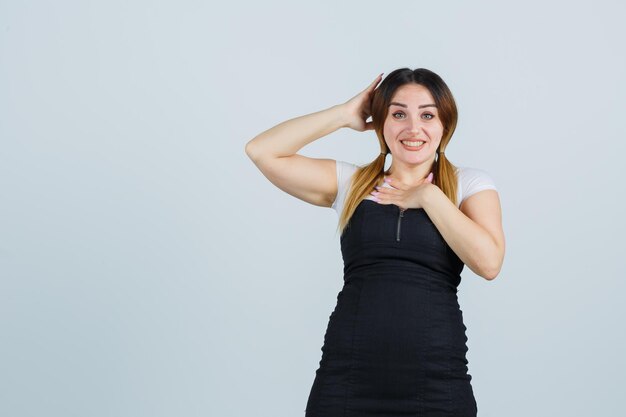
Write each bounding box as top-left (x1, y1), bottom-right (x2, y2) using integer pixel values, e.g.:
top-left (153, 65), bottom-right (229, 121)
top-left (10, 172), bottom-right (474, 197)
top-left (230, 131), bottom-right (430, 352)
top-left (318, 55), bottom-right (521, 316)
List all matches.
top-left (392, 111), bottom-right (435, 120)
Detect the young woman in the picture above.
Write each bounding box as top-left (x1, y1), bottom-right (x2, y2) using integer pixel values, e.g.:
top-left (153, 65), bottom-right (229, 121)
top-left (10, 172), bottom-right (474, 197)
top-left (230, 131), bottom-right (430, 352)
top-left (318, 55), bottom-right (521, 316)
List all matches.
top-left (245, 68), bottom-right (505, 416)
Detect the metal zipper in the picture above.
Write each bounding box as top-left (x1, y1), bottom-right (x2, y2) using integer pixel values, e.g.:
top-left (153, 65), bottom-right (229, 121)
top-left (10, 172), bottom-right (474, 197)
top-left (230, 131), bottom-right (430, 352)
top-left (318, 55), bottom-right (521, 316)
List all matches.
top-left (396, 208), bottom-right (405, 241)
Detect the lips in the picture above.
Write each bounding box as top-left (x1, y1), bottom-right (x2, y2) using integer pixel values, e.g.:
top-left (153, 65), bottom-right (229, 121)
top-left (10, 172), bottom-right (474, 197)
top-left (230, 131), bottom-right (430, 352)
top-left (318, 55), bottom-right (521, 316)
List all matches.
top-left (400, 140), bottom-right (426, 151)
top-left (400, 138), bottom-right (426, 143)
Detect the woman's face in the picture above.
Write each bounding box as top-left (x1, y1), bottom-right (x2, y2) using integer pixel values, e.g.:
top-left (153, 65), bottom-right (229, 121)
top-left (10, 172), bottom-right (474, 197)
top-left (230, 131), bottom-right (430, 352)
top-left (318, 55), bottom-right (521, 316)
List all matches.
top-left (383, 83), bottom-right (444, 165)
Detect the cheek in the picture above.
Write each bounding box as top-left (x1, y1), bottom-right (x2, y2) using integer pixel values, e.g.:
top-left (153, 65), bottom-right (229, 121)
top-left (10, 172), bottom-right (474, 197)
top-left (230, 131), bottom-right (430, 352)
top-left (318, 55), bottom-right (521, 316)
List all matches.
top-left (383, 126), bottom-right (394, 142)
top-left (437, 122), bottom-right (445, 135)
top-left (384, 123), bottom-right (400, 137)
top-left (427, 124), bottom-right (444, 139)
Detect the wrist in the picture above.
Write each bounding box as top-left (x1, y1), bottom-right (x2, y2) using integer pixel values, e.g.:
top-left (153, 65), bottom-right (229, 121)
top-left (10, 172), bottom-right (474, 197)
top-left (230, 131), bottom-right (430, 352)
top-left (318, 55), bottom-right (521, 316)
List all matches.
top-left (330, 104), bottom-right (350, 129)
top-left (422, 184), bottom-right (440, 210)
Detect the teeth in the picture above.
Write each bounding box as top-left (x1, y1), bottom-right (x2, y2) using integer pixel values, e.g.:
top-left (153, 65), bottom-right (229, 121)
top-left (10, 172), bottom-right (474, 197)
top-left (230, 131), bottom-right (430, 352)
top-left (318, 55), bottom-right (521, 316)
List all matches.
top-left (401, 140), bottom-right (425, 147)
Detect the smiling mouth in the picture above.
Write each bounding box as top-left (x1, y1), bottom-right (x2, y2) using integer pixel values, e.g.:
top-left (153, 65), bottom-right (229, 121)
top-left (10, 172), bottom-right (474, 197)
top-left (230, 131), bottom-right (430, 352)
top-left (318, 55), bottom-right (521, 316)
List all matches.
top-left (400, 140), bottom-right (426, 150)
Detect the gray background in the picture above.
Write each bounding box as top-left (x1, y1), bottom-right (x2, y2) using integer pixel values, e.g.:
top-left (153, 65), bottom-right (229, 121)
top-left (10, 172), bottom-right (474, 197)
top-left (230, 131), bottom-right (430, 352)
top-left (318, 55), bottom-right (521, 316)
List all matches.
top-left (1, 0), bottom-right (624, 416)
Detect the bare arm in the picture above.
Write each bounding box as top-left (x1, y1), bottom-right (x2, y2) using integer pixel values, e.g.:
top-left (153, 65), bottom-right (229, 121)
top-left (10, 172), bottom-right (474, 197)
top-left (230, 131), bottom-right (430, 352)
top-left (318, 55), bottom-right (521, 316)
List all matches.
top-left (244, 74), bottom-right (383, 207)
top-left (244, 105), bottom-right (348, 207)
top-left (245, 104), bottom-right (348, 160)
top-left (422, 187), bottom-right (505, 280)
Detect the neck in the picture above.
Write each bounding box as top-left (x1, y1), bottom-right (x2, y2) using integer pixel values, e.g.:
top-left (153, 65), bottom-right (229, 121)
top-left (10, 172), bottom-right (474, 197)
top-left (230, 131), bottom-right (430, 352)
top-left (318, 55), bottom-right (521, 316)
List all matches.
top-left (386, 157), bottom-right (436, 186)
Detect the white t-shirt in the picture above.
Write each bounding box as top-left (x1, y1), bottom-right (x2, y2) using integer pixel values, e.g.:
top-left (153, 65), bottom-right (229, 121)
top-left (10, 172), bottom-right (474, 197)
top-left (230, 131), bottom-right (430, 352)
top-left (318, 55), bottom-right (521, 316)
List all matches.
top-left (331, 160), bottom-right (498, 215)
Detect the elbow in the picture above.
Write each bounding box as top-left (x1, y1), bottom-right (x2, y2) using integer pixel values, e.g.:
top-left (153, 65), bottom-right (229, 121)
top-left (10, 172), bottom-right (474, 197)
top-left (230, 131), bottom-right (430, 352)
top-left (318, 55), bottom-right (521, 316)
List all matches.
top-left (244, 141), bottom-right (255, 158)
top-left (469, 258), bottom-right (499, 281)
top-left (483, 266), bottom-right (500, 281)
top-left (483, 255), bottom-right (504, 281)
top-left (245, 137), bottom-right (274, 162)
top-left (245, 140), bottom-right (261, 162)
top-left (481, 238), bottom-right (505, 281)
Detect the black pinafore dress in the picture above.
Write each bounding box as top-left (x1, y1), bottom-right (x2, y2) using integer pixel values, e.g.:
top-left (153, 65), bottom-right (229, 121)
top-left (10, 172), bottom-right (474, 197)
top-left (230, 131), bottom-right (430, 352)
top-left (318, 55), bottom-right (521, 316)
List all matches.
top-left (305, 198), bottom-right (478, 417)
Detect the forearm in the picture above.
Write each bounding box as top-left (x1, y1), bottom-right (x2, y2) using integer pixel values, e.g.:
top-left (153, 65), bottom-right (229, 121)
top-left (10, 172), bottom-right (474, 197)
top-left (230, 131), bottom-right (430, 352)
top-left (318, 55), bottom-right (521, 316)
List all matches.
top-left (422, 186), bottom-right (500, 280)
top-left (245, 104), bottom-right (348, 160)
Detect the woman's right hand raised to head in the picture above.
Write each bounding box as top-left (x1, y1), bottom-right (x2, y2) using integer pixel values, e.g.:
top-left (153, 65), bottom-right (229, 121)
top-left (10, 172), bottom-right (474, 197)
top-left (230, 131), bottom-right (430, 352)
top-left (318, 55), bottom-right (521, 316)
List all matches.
top-left (339, 73), bottom-right (384, 132)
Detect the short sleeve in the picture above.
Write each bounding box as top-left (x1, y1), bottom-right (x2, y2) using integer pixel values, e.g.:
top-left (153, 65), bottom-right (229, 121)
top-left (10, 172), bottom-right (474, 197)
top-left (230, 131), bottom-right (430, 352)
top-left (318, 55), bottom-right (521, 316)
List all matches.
top-left (456, 166), bottom-right (498, 207)
top-left (331, 160), bottom-right (359, 216)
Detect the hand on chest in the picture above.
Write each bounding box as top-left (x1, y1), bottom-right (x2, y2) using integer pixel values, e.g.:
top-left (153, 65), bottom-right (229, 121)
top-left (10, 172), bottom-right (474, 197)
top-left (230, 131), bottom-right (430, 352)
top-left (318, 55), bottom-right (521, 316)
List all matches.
top-left (347, 199), bottom-right (446, 249)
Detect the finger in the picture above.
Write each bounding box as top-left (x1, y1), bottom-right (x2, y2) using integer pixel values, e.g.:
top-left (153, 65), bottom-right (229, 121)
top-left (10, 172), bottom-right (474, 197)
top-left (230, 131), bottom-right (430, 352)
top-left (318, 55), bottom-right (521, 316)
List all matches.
top-left (373, 196), bottom-right (391, 205)
top-left (384, 177), bottom-right (407, 190)
top-left (373, 185), bottom-right (393, 193)
top-left (370, 188), bottom-right (389, 200)
top-left (376, 194), bottom-right (399, 206)
top-left (368, 73), bottom-right (383, 89)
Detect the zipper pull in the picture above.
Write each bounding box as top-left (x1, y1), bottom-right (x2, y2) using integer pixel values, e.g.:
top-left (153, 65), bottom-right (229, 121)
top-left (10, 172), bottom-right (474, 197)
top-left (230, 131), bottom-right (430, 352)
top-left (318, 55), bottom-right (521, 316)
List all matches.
top-left (396, 208), bottom-right (405, 241)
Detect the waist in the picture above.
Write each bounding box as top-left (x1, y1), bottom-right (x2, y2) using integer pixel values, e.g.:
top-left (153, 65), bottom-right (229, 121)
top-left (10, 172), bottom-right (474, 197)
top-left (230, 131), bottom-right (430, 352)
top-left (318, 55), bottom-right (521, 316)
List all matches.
top-left (344, 263), bottom-right (460, 293)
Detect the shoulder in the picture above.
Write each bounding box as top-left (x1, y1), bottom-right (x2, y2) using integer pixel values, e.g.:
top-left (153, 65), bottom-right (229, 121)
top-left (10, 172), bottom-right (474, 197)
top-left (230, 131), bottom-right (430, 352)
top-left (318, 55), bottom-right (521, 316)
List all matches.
top-left (456, 165), bottom-right (496, 182)
top-left (335, 160), bottom-right (360, 179)
top-left (455, 165), bottom-right (498, 206)
top-left (334, 160), bottom-right (360, 191)
top-left (331, 160), bottom-right (361, 213)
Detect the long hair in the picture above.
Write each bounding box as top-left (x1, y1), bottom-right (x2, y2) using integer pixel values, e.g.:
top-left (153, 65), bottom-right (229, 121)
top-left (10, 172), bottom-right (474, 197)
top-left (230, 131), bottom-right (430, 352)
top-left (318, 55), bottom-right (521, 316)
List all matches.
top-left (337, 68), bottom-right (460, 236)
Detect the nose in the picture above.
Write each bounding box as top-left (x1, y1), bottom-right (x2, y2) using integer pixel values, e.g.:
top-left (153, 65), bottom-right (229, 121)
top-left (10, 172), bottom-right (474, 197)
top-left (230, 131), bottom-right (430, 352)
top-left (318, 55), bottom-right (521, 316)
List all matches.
top-left (408, 117), bottom-right (422, 133)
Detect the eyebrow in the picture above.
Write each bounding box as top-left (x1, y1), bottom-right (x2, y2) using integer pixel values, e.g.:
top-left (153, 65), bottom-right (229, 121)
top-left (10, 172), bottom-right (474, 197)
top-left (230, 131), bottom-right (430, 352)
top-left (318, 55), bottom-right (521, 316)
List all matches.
top-left (389, 102), bottom-right (437, 109)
